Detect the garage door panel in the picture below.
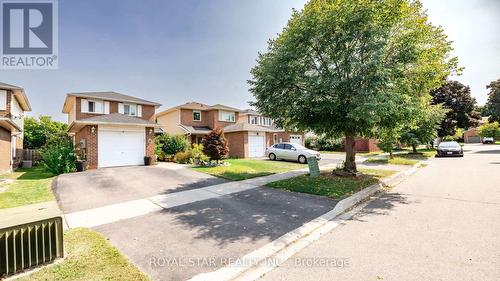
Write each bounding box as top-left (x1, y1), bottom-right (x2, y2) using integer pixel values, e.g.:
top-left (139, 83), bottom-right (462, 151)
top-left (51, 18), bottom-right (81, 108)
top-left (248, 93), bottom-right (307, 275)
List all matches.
top-left (98, 129), bottom-right (145, 168)
top-left (248, 135), bottom-right (265, 158)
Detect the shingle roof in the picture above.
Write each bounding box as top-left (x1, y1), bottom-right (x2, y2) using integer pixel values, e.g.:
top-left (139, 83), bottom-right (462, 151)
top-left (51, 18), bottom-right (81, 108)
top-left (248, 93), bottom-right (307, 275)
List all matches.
top-left (0, 82), bottom-right (23, 90)
top-left (67, 91), bottom-right (161, 106)
top-left (179, 124), bottom-right (212, 134)
top-left (77, 113), bottom-right (157, 125)
top-left (223, 122), bottom-right (282, 133)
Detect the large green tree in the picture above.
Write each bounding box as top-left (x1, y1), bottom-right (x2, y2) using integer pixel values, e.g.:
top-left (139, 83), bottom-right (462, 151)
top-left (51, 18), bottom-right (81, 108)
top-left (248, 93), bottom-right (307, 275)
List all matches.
top-left (485, 78), bottom-right (500, 122)
top-left (430, 80), bottom-right (480, 137)
top-left (24, 115), bottom-right (68, 149)
top-left (249, 0), bottom-right (457, 172)
top-left (400, 104), bottom-right (447, 153)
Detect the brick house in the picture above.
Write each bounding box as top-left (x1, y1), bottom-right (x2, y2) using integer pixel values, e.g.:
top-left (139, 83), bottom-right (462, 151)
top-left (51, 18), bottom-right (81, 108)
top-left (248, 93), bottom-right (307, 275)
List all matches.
top-left (0, 82), bottom-right (32, 172)
top-left (156, 103), bottom-right (304, 158)
top-left (62, 92), bottom-right (161, 169)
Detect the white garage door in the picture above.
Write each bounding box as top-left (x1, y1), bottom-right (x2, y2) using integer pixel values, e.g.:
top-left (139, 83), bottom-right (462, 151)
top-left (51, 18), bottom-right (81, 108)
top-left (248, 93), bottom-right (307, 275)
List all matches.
top-left (248, 135), bottom-right (265, 158)
top-left (98, 129), bottom-right (145, 168)
top-left (290, 135), bottom-right (302, 145)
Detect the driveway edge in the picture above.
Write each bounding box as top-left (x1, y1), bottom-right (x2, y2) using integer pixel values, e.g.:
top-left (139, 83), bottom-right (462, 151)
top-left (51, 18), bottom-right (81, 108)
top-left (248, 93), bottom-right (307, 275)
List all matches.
top-left (189, 162), bottom-right (424, 281)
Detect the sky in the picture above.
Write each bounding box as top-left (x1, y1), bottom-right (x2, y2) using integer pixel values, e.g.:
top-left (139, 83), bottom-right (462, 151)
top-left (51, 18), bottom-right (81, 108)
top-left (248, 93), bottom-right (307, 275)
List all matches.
top-left (1, 0), bottom-right (499, 121)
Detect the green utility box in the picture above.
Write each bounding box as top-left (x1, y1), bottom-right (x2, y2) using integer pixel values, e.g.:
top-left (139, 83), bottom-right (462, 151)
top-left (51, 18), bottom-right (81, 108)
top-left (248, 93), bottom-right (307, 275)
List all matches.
top-left (307, 156), bottom-right (321, 177)
top-left (0, 201), bottom-right (64, 277)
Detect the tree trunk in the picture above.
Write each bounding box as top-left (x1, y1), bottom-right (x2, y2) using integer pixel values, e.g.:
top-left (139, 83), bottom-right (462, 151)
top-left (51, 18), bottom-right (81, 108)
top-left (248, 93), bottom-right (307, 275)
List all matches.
top-left (344, 133), bottom-right (357, 172)
top-left (412, 144), bottom-right (417, 153)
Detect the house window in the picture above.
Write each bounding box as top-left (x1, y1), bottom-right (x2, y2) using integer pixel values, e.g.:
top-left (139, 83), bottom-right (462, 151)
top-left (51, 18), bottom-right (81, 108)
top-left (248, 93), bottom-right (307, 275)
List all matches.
top-left (88, 101), bottom-right (96, 113)
top-left (263, 117), bottom-right (272, 126)
top-left (193, 110), bottom-right (201, 121)
top-left (124, 104), bottom-right (137, 116)
top-left (250, 116), bottom-right (258, 125)
top-left (219, 111), bottom-right (235, 122)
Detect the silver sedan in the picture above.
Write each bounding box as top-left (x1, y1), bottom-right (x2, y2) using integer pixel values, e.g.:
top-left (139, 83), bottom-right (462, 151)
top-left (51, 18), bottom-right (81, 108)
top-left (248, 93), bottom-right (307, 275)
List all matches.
top-left (266, 143), bottom-right (321, 164)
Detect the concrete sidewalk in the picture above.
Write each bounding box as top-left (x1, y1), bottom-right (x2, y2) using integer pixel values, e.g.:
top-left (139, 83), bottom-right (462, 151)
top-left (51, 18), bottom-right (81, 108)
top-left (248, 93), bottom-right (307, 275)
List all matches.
top-left (64, 167), bottom-right (316, 228)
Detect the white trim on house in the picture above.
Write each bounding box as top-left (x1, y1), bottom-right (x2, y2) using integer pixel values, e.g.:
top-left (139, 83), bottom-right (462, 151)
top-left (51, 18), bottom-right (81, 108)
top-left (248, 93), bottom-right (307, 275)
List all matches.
top-left (218, 110), bottom-right (236, 122)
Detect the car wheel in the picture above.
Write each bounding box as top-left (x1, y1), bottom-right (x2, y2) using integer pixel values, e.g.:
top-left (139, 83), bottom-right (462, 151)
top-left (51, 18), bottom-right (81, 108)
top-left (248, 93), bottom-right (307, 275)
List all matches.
top-left (269, 153), bottom-right (276, 161)
top-left (298, 155), bottom-right (307, 164)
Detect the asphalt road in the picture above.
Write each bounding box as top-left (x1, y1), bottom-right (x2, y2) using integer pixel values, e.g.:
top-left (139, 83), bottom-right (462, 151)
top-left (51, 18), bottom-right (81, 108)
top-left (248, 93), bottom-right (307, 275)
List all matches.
top-left (260, 144), bottom-right (500, 281)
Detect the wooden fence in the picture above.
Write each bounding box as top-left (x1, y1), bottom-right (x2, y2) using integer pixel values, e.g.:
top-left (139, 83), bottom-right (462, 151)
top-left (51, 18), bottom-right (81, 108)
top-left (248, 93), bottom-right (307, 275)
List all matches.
top-left (22, 149), bottom-right (40, 164)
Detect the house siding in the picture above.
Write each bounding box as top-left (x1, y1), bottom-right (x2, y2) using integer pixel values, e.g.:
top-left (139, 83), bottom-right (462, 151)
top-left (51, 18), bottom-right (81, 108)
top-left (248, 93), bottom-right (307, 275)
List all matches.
top-left (74, 97), bottom-right (155, 121)
top-left (156, 110), bottom-right (185, 135)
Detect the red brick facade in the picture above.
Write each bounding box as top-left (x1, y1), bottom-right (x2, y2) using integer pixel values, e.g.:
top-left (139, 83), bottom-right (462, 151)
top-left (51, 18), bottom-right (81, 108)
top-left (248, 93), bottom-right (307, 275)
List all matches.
top-left (75, 125), bottom-right (99, 169)
top-left (0, 127), bottom-right (11, 172)
top-left (180, 108), bottom-right (239, 129)
top-left (225, 131), bottom-right (248, 158)
top-left (353, 138), bottom-right (380, 153)
top-left (146, 127), bottom-right (156, 164)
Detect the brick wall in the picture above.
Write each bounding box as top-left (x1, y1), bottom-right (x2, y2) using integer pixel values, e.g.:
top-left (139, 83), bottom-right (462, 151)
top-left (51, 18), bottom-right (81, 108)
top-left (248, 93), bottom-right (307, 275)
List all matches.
top-left (225, 131), bottom-right (247, 158)
top-left (145, 127), bottom-right (155, 164)
top-left (353, 138), bottom-right (380, 153)
top-left (179, 108), bottom-right (239, 129)
top-left (0, 90), bottom-right (12, 117)
top-left (75, 125), bottom-right (98, 169)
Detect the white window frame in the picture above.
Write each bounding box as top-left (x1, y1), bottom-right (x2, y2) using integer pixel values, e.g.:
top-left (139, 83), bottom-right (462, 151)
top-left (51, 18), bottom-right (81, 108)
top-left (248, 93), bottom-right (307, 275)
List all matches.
top-left (123, 104), bottom-right (138, 116)
top-left (193, 110), bottom-right (202, 122)
top-left (0, 90), bottom-right (7, 111)
top-left (219, 110), bottom-right (235, 122)
top-left (250, 116), bottom-right (258, 125)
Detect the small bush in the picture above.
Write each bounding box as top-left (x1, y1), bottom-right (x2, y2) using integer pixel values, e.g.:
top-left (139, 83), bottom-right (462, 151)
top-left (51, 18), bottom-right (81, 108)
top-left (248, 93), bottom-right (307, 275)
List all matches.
top-left (39, 132), bottom-right (76, 174)
top-left (174, 150), bottom-right (193, 164)
top-left (314, 135), bottom-right (343, 151)
top-left (156, 133), bottom-right (188, 160)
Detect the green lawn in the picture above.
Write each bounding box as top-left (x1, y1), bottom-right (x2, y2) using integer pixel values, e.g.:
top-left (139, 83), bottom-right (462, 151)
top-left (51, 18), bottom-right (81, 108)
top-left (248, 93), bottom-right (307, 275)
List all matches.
top-left (19, 228), bottom-right (149, 281)
top-left (0, 166), bottom-right (55, 209)
top-left (266, 168), bottom-right (396, 199)
top-left (192, 159), bottom-right (305, 180)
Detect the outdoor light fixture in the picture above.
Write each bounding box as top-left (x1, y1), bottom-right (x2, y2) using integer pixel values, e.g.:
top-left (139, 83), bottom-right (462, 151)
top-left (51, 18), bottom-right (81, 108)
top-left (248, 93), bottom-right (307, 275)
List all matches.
top-left (90, 126), bottom-right (95, 133)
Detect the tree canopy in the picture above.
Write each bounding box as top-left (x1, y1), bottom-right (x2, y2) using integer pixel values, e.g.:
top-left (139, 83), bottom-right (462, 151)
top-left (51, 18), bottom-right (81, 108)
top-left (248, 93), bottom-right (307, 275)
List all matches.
top-left (485, 78), bottom-right (500, 122)
top-left (478, 121), bottom-right (499, 139)
top-left (24, 115), bottom-right (68, 149)
top-left (430, 80), bottom-right (480, 137)
top-left (202, 127), bottom-right (229, 162)
top-left (249, 0), bottom-right (458, 172)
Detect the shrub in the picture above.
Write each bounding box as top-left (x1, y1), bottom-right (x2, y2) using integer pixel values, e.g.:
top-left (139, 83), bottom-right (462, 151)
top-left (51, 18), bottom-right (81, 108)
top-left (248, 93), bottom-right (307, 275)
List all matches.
top-left (478, 121), bottom-right (500, 138)
top-left (174, 150), bottom-right (193, 164)
top-left (202, 127), bottom-right (229, 162)
top-left (315, 135), bottom-right (343, 151)
top-left (39, 132), bottom-right (76, 174)
top-left (304, 135), bottom-right (316, 149)
top-left (156, 134), bottom-right (188, 160)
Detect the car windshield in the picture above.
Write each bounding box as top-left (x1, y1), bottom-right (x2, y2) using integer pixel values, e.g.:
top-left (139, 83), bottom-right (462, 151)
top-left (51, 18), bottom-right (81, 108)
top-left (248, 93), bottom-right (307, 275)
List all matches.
top-left (439, 142), bottom-right (460, 148)
top-left (292, 144), bottom-right (306, 149)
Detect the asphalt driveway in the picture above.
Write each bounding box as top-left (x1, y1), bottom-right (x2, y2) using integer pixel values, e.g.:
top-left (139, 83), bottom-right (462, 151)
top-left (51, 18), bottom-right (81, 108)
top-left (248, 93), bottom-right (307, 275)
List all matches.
top-left (95, 187), bottom-right (337, 281)
top-left (53, 163), bottom-right (227, 213)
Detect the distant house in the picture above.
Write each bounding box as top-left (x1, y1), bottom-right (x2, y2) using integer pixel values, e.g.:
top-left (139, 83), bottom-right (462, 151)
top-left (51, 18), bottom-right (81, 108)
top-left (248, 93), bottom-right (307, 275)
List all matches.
top-left (62, 92), bottom-right (161, 169)
top-left (463, 117), bottom-right (489, 143)
top-left (156, 102), bottom-right (304, 158)
top-left (0, 82), bottom-right (31, 172)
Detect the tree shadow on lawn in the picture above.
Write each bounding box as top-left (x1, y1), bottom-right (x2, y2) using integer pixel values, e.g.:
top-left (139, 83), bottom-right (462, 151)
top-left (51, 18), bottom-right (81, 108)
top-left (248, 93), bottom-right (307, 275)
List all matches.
top-left (160, 187), bottom-right (337, 246)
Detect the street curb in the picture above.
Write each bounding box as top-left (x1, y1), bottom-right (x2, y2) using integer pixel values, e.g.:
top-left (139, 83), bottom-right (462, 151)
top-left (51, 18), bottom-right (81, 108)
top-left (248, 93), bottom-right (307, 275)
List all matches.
top-left (189, 162), bottom-right (425, 281)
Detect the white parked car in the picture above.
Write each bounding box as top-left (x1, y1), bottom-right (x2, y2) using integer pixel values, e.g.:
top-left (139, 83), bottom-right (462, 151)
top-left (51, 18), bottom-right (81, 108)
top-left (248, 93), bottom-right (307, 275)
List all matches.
top-left (266, 142), bottom-right (321, 164)
top-left (482, 137), bottom-right (494, 144)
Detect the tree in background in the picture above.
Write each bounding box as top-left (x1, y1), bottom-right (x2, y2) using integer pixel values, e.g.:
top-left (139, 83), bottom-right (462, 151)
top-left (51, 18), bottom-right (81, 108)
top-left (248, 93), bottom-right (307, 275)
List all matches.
top-left (430, 80), bottom-right (480, 137)
top-left (478, 122), bottom-right (500, 139)
top-left (202, 127), bottom-right (229, 162)
top-left (400, 104), bottom-right (447, 153)
top-left (249, 0), bottom-right (457, 173)
top-left (39, 132), bottom-right (76, 174)
top-left (24, 116), bottom-right (68, 149)
top-left (485, 78), bottom-right (500, 122)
